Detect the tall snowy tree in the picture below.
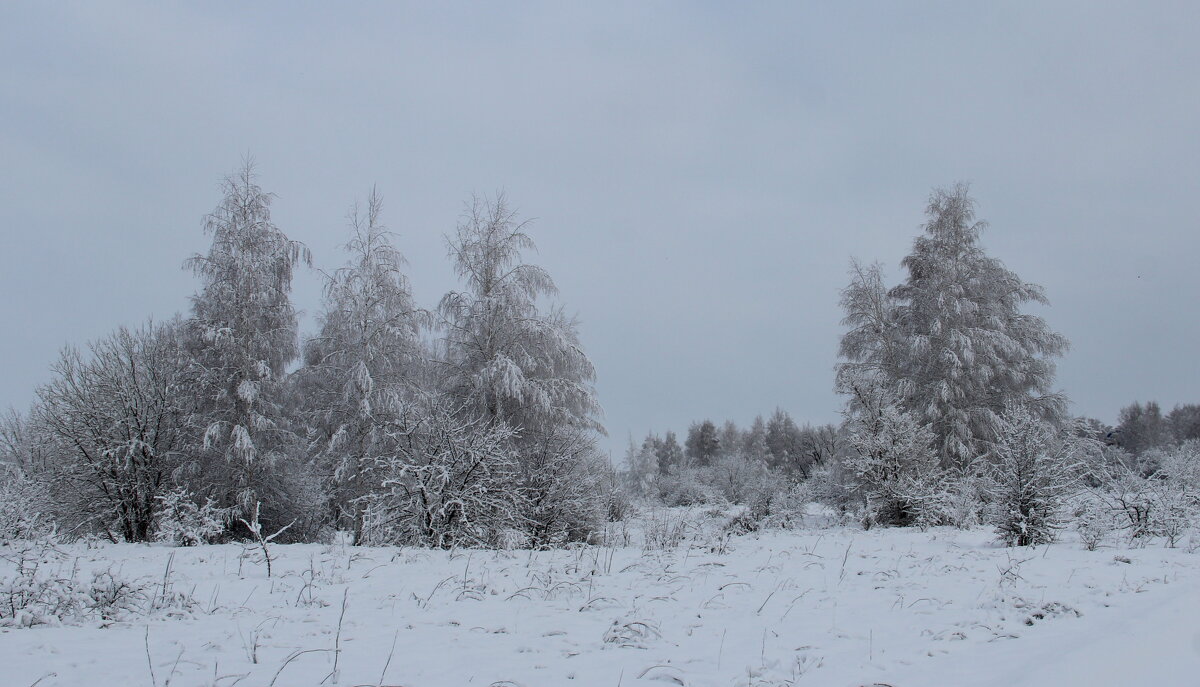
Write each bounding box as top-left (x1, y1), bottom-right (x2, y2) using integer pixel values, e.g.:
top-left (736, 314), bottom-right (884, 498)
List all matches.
top-left (185, 160), bottom-right (312, 524)
top-left (685, 420), bottom-right (720, 467)
top-left (438, 194), bottom-right (602, 437)
top-left (887, 184), bottom-right (1069, 469)
top-left (298, 188), bottom-right (425, 539)
top-left (836, 260), bottom-right (900, 387)
top-left (623, 435), bottom-right (658, 496)
top-left (1114, 401), bottom-right (1170, 456)
top-left (1168, 405), bottom-right (1200, 445)
top-left (765, 409), bottom-right (804, 476)
top-left (656, 431), bottom-right (685, 475)
top-left (717, 420), bottom-right (742, 460)
top-left (437, 194), bottom-right (606, 543)
top-left (741, 416), bottom-right (770, 465)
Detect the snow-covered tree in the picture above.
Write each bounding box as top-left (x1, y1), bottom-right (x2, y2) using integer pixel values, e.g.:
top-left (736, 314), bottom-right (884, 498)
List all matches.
top-left (0, 408), bottom-right (52, 476)
top-left (184, 160), bottom-right (313, 524)
top-left (840, 368), bottom-right (941, 527)
top-left (765, 409), bottom-right (804, 477)
top-left (1168, 405), bottom-right (1200, 445)
top-left (437, 194), bottom-right (605, 541)
top-left (717, 421), bottom-right (742, 460)
top-left (684, 420), bottom-right (719, 468)
top-left (623, 435), bottom-right (658, 496)
top-left (796, 423), bottom-right (841, 476)
top-left (741, 416), bottom-right (770, 466)
top-left (1114, 401), bottom-right (1170, 456)
top-left (298, 188), bottom-right (426, 540)
top-left (656, 431), bottom-right (685, 475)
top-left (358, 397), bottom-right (521, 548)
top-left (438, 194), bottom-right (602, 437)
top-left (35, 320), bottom-right (192, 541)
top-left (888, 185), bottom-right (1069, 469)
top-left (986, 405), bottom-right (1082, 546)
top-left (836, 260), bottom-right (900, 386)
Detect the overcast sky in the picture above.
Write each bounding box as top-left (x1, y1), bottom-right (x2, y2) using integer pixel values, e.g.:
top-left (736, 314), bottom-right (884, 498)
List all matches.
top-left (2, 2), bottom-right (1198, 457)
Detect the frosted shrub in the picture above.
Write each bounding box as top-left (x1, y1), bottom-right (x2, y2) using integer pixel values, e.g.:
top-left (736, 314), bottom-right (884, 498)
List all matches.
top-left (0, 572), bottom-right (87, 627)
top-left (1072, 494), bottom-right (1116, 551)
top-left (154, 488), bottom-right (229, 546)
top-left (517, 429), bottom-right (608, 546)
top-left (746, 481), bottom-right (810, 530)
top-left (653, 468), bottom-right (720, 507)
top-left (0, 543), bottom-right (146, 627)
top-left (86, 569), bottom-right (148, 620)
top-left (807, 459), bottom-right (859, 519)
top-left (0, 473), bottom-right (54, 543)
top-left (1147, 482), bottom-right (1196, 548)
top-left (708, 454), bottom-right (771, 505)
top-left (359, 402), bottom-right (521, 548)
top-left (1103, 467), bottom-right (1158, 544)
top-left (1155, 443), bottom-right (1200, 547)
top-left (838, 370), bottom-right (942, 528)
top-left (987, 407), bottom-right (1082, 547)
top-left (1097, 459), bottom-right (1198, 547)
top-left (938, 471), bottom-right (987, 529)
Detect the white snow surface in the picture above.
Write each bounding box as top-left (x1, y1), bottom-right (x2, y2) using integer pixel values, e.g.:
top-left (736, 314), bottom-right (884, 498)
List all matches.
top-left (3, 512), bottom-right (1198, 687)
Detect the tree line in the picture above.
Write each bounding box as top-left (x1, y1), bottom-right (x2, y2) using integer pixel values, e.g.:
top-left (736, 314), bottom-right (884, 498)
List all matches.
top-left (0, 161), bottom-right (613, 548)
top-left (3, 173), bottom-right (1197, 550)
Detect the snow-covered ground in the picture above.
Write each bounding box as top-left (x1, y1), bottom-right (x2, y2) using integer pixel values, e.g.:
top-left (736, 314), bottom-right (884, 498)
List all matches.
top-left (3, 512), bottom-right (1198, 687)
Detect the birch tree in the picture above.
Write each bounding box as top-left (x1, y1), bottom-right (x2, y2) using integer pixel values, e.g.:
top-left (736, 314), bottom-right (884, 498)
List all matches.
top-left (299, 188), bottom-right (425, 539)
top-left (837, 187), bottom-right (1068, 475)
top-left (185, 160), bottom-right (312, 524)
top-left (437, 194), bottom-right (606, 541)
top-left (438, 194), bottom-right (602, 437)
top-left (887, 184), bottom-right (1068, 469)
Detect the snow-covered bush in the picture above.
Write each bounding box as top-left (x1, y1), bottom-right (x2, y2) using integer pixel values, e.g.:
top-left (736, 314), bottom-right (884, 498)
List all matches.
top-left (517, 429), bottom-right (608, 546)
top-left (1071, 493), bottom-right (1117, 551)
top-left (0, 543), bottom-right (148, 627)
top-left (708, 454), bottom-right (771, 505)
top-left (1102, 465), bottom-right (1158, 543)
top-left (937, 470), bottom-right (988, 529)
top-left (807, 458), bottom-right (860, 519)
top-left (653, 468), bottom-right (720, 507)
top-left (359, 401), bottom-right (521, 548)
top-left (744, 481), bottom-right (810, 530)
top-left (0, 472), bottom-right (54, 543)
top-left (153, 488), bottom-right (229, 546)
top-left (840, 373), bottom-right (942, 528)
top-left (599, 466), bottom-right (637, 523)
top-left (987, 407), bottom-right (1082, 547)
top-left (85, 569), bottom-right (148, 620)
top-left (1151, 484), bottom-right (1195, 548)
top-left (1093, 447), bottom-right (1199, 547)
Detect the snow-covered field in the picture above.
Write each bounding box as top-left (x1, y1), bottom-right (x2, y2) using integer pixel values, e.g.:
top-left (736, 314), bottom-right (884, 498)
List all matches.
top-left (4, 511), bottom-right (1198, 687)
